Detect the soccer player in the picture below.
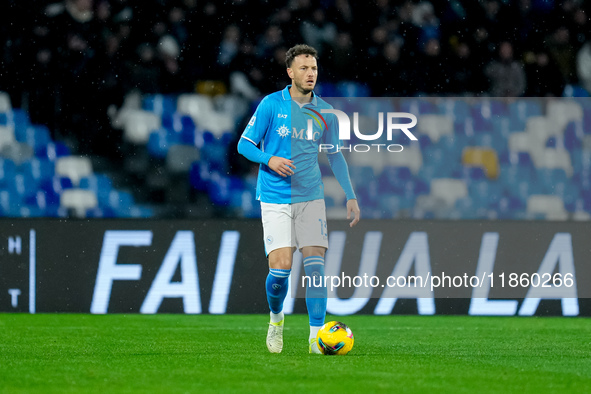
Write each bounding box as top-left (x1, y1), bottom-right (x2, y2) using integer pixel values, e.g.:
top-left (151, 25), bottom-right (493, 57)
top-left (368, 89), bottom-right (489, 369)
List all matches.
top-left (237, 44), bottom-right (360, 354)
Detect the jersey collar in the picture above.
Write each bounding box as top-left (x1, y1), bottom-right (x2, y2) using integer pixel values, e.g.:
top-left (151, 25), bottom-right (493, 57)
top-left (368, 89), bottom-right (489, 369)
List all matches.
top-left (282, 85), bottom-right (318, 106)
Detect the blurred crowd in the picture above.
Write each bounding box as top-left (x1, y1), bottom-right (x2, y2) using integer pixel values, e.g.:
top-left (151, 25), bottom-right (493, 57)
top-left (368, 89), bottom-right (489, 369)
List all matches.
top-left (1, 0), bottom-right (590, 155)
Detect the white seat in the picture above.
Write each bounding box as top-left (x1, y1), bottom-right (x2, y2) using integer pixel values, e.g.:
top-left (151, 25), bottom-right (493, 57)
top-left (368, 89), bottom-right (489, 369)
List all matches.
top-left (430, 178), bottom-right (468, 207)
top-left (385, 144), bottom-right (422, 174)
top-left (199, 112), bottom-right (235, 137)
top-left (547, 100), bottom-right (583, 132)
top-left (56, 156), bottom-right (93, 186)
top-left (0, 91), bottom-right (12, 112)
top-left (177, 94), bottom-right (235, 136)
top-left (508, 132), bottom-right (535, 153)
top-left (177, 94), bottom-right (215, 121)
top-left (417, 114), bottom-right (453, 142)
top-left (0, 126), bottom-right (15, 149)
top-left (533, 148), bottom-right (573, 176)
top-left (122, 110), bottom-right (161, 144)
top-left (527, 195), bottom-right (567, 219)
top-left (60, 189), bottom-right (98, 217)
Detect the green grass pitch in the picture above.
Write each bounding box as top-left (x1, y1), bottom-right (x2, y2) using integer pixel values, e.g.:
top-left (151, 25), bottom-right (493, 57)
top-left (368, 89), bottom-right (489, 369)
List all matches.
top-left (1, 314), bottom-right (589, 393)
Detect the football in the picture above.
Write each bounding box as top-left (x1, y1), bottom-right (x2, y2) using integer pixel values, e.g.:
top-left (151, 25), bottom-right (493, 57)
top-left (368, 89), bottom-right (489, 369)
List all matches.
top-left (316, 321), bottom-right (354, 355)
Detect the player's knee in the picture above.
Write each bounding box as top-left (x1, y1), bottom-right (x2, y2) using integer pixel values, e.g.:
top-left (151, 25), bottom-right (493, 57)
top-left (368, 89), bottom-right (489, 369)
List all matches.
top-left (301, 246), bottom-right (326, 259)
top-left (268, 248), bottom-right (294, 270)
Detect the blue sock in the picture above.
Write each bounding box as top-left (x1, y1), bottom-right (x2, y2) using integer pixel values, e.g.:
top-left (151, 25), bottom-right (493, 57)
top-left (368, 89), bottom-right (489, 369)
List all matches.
top-left (304, 256), bottom-right (327, 327)
top-left (266, 268), bottom-right (290, 314)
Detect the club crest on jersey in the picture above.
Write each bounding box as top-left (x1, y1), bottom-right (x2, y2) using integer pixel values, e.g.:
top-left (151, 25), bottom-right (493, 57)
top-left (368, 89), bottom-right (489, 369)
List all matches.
top-left (276, 125), bottom-right (290, 138)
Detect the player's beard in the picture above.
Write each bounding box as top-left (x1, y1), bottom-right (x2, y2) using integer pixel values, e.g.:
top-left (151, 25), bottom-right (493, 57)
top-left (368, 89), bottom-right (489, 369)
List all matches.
top-left (294, 79), bottom-right (314, 96)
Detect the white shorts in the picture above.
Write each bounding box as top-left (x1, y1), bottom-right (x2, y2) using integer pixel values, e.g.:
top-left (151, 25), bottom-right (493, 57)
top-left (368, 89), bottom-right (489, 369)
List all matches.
top-left (261, 199), bottom-right (328, 256)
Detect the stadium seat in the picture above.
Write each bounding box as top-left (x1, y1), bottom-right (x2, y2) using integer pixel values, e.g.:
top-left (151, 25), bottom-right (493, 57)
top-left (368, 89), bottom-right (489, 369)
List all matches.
top-left (207, 173), bottom-right (244, 206)
top-left (79, 174), bottom-right (113, 203)
top-left (102, 190), bottom-right (134, 214)
top-left (60, 189), bottom-right (99, 217)
top-left (15, 125), bottom-right (51, 150)
top-left (0, 158), bottom-right (17, 186)
top-left (0, 125), bottom-right (15, 149)
top-left (147, 128), bottom-right (175, 159)
top-left (533, 148), bottom-right (573, 176)
top-left (55, 156), bottom-right (93, 186)
top-left (508, 100), bottom-right (543, 131)
top-left (526, 195), bottom-right (568, 220)
top-left (36, 142), bottom-right (71, 161)
top-left (547, 99), bottom-right (584, 133)
top-left (417, 114), bottom-right (453, 142)
top-left (142, 94), bottom-right (176, 116)
top-left (166, 144), bottom-right (200, 173)
top-left (438, 99), bottom-right (470, 122)
top-left (384, 144), bottom-right (423, 174)
top-left (462, 148), bottom-right (499, 179)
top-left (348, 166), bottom-right (375, 190)
top-left (122, 110), bottom-right (161, 145)
top-left (0, 91), bottom-right (11, 112)
top-left (430, 178), bottom-right (468, 207)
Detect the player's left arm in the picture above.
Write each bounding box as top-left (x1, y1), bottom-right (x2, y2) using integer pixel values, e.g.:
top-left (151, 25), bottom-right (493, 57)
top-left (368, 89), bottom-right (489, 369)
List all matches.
top-left (327, 151), bottom-right (360, 227)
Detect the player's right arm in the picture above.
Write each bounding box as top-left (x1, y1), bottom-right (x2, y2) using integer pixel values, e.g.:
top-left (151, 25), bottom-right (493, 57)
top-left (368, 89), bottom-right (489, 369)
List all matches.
top-left (237, 97), bottom-right (295, 177)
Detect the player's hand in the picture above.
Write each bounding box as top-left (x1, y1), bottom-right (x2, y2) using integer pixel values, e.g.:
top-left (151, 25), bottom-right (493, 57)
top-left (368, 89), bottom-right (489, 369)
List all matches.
top-left (268, 156), bottom-right (296, 177)
top-left (346, 199), bottom-right (360, 227)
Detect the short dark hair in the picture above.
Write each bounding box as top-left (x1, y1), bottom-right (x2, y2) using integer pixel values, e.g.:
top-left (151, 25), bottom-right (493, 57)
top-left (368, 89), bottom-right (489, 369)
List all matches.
top-left (285, 44), bottom-right (318, 68)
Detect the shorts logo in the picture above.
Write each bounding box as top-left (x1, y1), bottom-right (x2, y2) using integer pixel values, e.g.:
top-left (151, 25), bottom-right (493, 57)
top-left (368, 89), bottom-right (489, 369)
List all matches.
top-left (272, 284), bottom-right (282, 290)
top-left (248, 116), bottom-right (256, 126)
top-left (266, 236), bottom-right (274, 244)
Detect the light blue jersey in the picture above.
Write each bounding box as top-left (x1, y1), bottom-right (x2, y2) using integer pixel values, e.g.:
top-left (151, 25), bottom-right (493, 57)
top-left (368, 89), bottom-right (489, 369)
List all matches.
top-left (240, 86), bottom-right (341, 204)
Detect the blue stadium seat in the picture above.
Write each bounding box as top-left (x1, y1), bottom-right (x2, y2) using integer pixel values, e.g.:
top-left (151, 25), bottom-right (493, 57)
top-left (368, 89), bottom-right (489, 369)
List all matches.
top-left (35, 142), bottom-right (70, 161)
top-left (20, 158), bottom-right (55, 185)
top-left (102, 190), bottom-right (134, 216)
top-left (378, 194), bottom-right (404, 218)
top-left (201, 132), bottom-right (228, 173)
top-left (563, 121), bottom-right (583, 151)
top-left (147, 128), bottom-right (176, 159)
top-left (143, 94), bottom-right (176, 116)
top-left (508, 100), bottom-right (543, 131)
top-left (208, 174), bottom-right (244, 206)
top-left (493, 196), bottom-right (526, 219)
top-left (469, 180), bottom-right (502, 207)
top-left (378, 166), bottom-right (413, 193)
top-left (80, 174), bottom-right (113, 205)
top-left (15, 125), bottom-right (51, 150)
top-left (189, 161), bottom-right (213, 191)
top-left (454, 166), bottom-right (486, 181)
top-left (40, 176), bottom-right (73, 195)
top-left (0, 190), bottom-right (21, 215)
top-left (24, 190), bottom-right (60, 211)
top-left (129, 205), bottom-right (154, 218)
top-left (0, 158), bottom-right (17, 187)
top-left (438, 99), bottom-right (471, 122)
top-left (348, 166), bottom-right (375, 189)
top-left (0, 109), bottom-right (29, 130)
top-left (85, 207), bottom-right (117, 218)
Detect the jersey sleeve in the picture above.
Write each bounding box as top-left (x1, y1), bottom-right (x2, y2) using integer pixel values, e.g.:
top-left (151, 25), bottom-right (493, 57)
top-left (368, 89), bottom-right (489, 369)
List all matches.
top-left (241, 97), bottom-right (272, 146)
top-left (321, 110), bottom-right (343, 154)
